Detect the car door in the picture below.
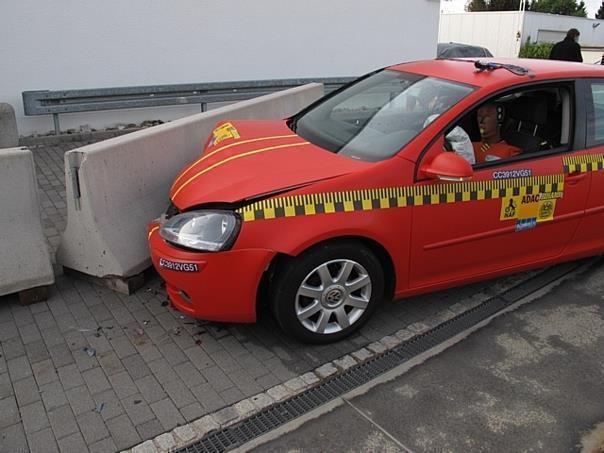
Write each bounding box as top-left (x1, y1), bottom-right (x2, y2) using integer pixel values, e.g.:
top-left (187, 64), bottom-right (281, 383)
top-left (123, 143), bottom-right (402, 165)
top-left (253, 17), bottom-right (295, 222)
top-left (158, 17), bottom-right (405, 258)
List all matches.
top-left (407, 85), bottom-right (592, 289)
top-left (566, 79), bottom-right (604, 255)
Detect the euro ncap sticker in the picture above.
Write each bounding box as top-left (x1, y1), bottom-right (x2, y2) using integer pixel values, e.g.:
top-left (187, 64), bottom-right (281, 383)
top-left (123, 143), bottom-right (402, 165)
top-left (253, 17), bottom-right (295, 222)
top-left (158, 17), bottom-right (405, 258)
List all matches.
top-left (210, 122), bottom-right (240, 146)
top-left (537, 199), bottom-right (556, 222)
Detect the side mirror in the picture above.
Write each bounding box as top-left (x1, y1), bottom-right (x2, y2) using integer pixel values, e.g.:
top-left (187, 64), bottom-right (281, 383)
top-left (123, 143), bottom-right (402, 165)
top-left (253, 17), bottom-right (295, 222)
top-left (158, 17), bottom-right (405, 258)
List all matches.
top-left (421, 152), bottom-right (473, 182)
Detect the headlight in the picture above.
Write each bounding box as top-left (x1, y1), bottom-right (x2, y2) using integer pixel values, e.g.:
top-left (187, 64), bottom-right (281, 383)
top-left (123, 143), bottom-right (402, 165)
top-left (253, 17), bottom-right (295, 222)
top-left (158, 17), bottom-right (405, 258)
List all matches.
top-left (159, 210), bottom-right (240, 252)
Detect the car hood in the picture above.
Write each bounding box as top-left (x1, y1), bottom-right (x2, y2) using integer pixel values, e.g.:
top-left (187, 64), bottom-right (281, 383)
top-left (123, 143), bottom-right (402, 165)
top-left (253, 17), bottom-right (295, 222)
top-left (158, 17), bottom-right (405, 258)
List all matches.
top-left (169, 120), bottom-right (368, 209)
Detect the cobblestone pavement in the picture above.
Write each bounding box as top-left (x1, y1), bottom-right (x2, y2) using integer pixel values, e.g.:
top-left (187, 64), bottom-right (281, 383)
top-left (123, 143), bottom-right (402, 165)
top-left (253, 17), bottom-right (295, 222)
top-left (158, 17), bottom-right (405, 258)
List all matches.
top-left (0, 140), bottom-right (537, 452)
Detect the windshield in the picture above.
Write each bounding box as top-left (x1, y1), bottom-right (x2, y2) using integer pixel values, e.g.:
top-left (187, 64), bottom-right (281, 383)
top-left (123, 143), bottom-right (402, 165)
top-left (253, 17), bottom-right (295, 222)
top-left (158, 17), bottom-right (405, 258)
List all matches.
top-left (290, 70), bottom-right (474, 162)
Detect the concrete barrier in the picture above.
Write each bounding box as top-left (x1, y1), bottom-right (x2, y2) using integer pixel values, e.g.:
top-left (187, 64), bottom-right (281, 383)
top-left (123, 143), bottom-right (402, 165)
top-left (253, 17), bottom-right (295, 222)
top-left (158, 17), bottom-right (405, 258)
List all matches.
top-left (57, 83), bottom-right (324, 290)
top-left (0, 147), bottom-right (54, 299)
top-left (0, 103), bottom-right (19, 148)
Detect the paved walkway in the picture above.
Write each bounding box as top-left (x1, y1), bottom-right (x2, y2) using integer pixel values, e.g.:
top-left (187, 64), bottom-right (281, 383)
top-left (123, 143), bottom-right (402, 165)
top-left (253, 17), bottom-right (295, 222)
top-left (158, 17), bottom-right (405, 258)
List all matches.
top-left (0, 140), bottom-right (553, 452)
top-left (257, 262), bottom-right (604, 452)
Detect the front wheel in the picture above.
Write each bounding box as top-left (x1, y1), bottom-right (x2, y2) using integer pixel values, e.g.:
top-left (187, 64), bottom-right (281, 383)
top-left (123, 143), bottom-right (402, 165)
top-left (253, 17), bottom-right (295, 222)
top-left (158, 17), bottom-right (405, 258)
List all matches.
top-left (270, 242), bottom-right (384, 343)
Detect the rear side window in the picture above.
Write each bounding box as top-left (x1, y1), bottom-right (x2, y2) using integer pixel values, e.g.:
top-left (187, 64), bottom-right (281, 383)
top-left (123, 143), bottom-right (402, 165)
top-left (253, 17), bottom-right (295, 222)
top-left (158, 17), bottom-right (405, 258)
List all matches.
top-left (587, 81), bottom-right (604, 147)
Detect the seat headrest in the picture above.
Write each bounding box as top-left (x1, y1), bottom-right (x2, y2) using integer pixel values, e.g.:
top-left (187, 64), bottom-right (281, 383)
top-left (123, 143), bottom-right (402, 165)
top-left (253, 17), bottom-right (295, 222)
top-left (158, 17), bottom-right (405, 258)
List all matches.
top-left (508, 96), bottom-right (548, 125)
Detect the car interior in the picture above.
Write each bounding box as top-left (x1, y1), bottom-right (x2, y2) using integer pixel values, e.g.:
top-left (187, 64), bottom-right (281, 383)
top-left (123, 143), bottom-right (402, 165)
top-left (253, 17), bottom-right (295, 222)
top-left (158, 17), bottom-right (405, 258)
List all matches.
top-left (452, 85), bottom-right (572, 164)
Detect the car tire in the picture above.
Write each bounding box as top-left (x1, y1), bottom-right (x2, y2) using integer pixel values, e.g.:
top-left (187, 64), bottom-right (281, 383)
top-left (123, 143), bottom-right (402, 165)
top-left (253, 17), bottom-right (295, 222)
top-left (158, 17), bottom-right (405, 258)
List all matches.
top-left (270, 241), bottom-right (384, 344)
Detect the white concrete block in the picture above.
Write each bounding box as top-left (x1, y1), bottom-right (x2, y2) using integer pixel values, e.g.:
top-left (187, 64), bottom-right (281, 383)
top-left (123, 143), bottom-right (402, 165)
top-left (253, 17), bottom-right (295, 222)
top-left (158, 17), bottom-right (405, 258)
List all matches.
top-left (367, 341), bottom-right (387, 354)
top-left (192, 415), bottom-right (219, 437)
top-left (407, 322), bottom-right (430, 333)
top-left (0, 147), bottom-right (54, 296)
top-left (395, 329), bottom-right (415, 342)
top-left (132, 440), bottom-right (157, 453)
top-left (333, 355), bottom-right (357, 370)
top-left (266, 384), bottom-right (291, 402)
top-left (154, 433), bottom-right (176, 451)
top-left (173, 425), bottom-right (196, 443)
top-left (315, 363), bottom-right (338, 378)
top-left (233, 399), bottom-right (255, 418)
top-left (0, 104), bottom-right (18, 148)
top-left (57, 84), bottom-right (324, 279)
top-left (351, 348), bottom-right (373, 362)
top-left (380, 335), bottom-right (401, 349)
top-left (283, 377), bottom-right (307, 392)
top-left (250, 393), bottom-right (275, 410)
top-left (300, 372), bottom-right (320, 386)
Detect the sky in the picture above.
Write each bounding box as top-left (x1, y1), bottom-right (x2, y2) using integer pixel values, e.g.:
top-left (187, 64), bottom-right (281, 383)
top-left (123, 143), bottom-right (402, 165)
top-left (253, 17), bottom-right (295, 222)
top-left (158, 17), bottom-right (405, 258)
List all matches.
top-left (441, 0), bottom-right (602, 17)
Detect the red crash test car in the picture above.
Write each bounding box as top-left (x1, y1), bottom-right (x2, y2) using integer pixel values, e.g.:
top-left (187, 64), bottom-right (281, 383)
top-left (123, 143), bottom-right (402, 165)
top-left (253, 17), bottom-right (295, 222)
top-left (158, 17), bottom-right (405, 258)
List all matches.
top-left (149, 59), bottom-right (604, 343)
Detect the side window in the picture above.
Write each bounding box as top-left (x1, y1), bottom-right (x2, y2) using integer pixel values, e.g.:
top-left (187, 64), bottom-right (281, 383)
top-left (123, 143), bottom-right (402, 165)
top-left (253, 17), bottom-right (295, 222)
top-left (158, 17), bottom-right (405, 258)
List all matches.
top-left (446, 85), bottom-right (572, 167)
top-left (587, 82), bottom-right (604, 147)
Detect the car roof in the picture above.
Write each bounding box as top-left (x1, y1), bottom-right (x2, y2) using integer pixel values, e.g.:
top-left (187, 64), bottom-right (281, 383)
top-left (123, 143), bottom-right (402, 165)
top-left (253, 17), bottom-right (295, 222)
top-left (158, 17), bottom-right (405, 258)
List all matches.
top-left (389, 58), bottom-right (604, 88)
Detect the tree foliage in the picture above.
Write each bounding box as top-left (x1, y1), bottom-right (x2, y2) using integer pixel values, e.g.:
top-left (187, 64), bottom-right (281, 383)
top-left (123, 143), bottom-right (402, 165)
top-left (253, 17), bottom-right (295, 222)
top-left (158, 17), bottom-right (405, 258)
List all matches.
top-left (597, 1), bottom-right (604, 19)
top-left (529, 0), bottom-right (587, 17)
top-left (466, 0), bottom-right (587, 16)
top-left (466, 0), bottom-right (521, 11)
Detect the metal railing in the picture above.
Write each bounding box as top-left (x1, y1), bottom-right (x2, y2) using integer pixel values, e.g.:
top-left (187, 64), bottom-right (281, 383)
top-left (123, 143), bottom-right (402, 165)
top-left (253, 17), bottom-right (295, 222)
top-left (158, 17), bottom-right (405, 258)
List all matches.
top-left (22, 77), bottom-right (355, 134)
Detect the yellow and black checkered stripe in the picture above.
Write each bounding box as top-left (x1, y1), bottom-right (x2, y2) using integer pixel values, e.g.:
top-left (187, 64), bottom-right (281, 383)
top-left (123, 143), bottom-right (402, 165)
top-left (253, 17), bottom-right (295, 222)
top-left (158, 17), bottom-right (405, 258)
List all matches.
top-left (237, 174), bottom-right (564, 222)
top-left (563, 154), bottom-right (604, 174)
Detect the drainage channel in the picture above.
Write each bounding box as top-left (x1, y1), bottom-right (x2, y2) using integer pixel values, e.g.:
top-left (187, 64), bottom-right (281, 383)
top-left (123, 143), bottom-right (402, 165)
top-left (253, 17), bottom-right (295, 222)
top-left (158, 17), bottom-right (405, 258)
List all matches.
top-left (176, 259), bottom-right (588, 453)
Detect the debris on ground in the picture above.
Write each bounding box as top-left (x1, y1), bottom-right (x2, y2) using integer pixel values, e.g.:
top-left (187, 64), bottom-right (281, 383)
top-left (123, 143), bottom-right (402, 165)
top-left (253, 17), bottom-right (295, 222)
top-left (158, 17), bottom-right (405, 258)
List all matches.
top-left (581, 422), bottom-right (604, 453)
top-left (94, 403), bottom-right (104, 413)
top-left (83, 347), bottom-right (96, 357)
top-left (71, 326), bottom-right (91, 332)
top-left (161, 301), bottom-right (169, 307)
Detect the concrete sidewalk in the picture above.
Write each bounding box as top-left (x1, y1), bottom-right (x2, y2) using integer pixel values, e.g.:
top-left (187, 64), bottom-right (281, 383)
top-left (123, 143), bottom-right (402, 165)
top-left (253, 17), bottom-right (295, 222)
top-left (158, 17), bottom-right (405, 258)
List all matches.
top-left (255, 263), bottom-right (604, 453)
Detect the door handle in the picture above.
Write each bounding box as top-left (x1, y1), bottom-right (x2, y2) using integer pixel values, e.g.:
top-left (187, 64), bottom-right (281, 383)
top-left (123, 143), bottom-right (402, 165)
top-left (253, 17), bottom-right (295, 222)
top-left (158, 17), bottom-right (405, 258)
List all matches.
top-left (565, 172), bottom-right (587, 185)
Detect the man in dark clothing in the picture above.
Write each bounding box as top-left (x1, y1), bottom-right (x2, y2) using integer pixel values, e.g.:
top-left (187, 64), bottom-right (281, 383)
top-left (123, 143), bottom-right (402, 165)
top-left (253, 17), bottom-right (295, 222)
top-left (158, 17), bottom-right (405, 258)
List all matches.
top-left (549, 28), bottom-right (583, 62)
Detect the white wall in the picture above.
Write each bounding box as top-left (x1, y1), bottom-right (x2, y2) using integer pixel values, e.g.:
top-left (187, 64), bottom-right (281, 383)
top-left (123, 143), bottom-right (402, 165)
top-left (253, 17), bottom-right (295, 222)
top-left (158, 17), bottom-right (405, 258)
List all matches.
top-left (0, 0), bottom-right (440, 136)
top-left (523, 11), bottom-right (604, 62)
top-left (440, 11), bottom-right (604, 61)
top-left (523, 11), bottom-right (604, 46)
top-left (439, 11), bottom-right (524, 58)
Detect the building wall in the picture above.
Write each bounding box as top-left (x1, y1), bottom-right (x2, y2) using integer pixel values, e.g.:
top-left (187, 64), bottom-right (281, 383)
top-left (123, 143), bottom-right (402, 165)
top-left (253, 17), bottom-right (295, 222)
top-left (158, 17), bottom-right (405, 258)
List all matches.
top-left (439, 11), bottom-right (525, 58)
top-left (440, 11), bottom-right (604, 62)
top-left (522, 11), bottom-right (604, 63)
top-left (0, 0), bottom-right (440, 136)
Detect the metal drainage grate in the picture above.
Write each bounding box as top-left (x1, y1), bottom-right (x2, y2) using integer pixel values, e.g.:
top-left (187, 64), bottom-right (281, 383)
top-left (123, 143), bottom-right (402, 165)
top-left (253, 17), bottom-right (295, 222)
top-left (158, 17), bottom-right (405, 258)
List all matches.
top-left (176, 259), bottom-right (587, 453)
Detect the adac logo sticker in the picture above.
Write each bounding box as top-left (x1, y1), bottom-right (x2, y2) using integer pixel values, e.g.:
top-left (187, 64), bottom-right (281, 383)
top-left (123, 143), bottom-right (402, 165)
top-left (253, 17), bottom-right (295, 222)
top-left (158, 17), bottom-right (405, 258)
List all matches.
top-left (210, 122), bottom-right (240, 146)
top-left (516, 217), bottom-right (537, 232)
